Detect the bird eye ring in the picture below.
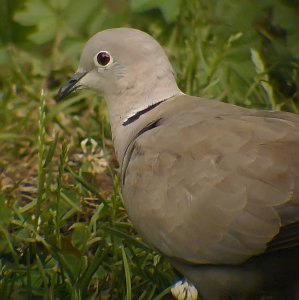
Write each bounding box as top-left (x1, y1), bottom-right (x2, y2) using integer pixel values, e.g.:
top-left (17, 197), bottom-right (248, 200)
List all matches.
top-left (94, 51), bottom-right (113, 67)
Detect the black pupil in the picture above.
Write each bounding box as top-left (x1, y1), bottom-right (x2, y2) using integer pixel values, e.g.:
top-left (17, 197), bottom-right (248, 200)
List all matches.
top-left (97, 52), bottom-right (110, 66)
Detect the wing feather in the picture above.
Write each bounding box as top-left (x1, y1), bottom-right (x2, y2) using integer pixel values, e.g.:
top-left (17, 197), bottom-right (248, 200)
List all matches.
top-left (122, 96), bottom-right (299, 264)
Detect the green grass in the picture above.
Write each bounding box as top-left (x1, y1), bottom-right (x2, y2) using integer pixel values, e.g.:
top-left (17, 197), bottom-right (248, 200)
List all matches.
top-left (0, 0), bottom-right (298, 299)
top-left (0, 87), bottom-right (175, 299)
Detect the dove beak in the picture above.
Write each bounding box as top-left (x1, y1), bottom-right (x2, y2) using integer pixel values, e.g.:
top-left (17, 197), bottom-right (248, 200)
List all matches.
top-left (56, 71), bottom-right (87, 101)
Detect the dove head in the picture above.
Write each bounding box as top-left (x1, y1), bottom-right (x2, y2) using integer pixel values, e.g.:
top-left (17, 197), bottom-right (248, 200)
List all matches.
top-left (57, 28), bottom-right (182, 162)
top-left (57, 28), bottom-right (181, 123)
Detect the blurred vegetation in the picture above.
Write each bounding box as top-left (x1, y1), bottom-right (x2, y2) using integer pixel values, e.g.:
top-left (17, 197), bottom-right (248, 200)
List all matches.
top-left (0, 0), bottom-right (298, 299)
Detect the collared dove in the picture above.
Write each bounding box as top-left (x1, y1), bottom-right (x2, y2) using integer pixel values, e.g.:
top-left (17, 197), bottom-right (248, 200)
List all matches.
top-left (57, 28), bottom-right (299, 300)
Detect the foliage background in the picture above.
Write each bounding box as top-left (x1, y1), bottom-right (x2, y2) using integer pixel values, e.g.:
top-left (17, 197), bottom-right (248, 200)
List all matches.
top-left (0, 0), bottom-right (298, 299)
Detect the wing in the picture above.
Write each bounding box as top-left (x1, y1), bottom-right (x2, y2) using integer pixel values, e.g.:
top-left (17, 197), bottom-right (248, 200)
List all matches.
top-left (122, 96), bottom-right (299, 264)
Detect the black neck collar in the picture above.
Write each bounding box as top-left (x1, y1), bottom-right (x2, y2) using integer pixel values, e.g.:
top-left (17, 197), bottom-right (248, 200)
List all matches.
top-left (122, 100), bottom-right (165, 126)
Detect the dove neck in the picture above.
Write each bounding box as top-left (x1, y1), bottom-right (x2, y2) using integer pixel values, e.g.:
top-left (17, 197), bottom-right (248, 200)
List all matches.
top-left (106, 84), bottom-right (182, 163)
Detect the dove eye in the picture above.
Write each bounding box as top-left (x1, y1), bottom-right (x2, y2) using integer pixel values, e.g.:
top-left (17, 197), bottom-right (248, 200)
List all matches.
top-left (94, 51), bottom-right (113, 67)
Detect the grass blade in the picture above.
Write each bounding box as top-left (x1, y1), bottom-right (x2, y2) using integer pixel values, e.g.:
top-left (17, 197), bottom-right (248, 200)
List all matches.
top-left (121, 245), bottom-right (132, 300)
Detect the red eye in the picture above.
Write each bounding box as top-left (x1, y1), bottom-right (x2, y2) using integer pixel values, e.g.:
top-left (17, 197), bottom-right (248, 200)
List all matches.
top-left (96, 51), bottom-right (111, 66)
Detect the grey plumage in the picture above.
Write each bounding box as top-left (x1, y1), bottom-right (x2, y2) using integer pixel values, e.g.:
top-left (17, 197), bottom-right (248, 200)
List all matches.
top-left (57, 28), bottom-right (299, 300)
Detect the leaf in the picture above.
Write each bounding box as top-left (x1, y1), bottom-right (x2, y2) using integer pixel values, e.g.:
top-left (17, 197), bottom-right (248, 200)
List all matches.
top-left (130, 0), bottom-right (182, 23)
top-left (89, 203), bottom-right (104, 232)
top-left (0, 199), bottom-right (12, 226)
top-left (272, 1), bottom-right (299, 60)
top-left (130, 0), bottom-right (160, 12)
top-left (13, 0), bottom-right (102, 44)
top-left (14, 228), bottom-right (32, 242)
top-left (71, 223), bottom-right (91, 252)
top-left (121, 246), bottom-right (132, 300)
top-left (251, 48), bottom-right (276, 109)
top-left (59, 253), bottom-right (84, 281)
top-left (0, 232), bottom-right (10, 253)
top-left (14, 0), bottom-right (54, 26)
top-left (14, 0), bottom-right (58, 43)
top-left (51, 0), bottom-right (70, 10)
top-left (29, 17), bottom-right (57, 44)
top-left (76, 247), bottom-right (109, 292)
top-left (159, 0), bottom-right (181, 23)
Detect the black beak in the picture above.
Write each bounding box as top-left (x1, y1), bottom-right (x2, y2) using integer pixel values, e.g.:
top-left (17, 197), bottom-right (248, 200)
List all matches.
top-left (56, 72), bottom-right (87, 101)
